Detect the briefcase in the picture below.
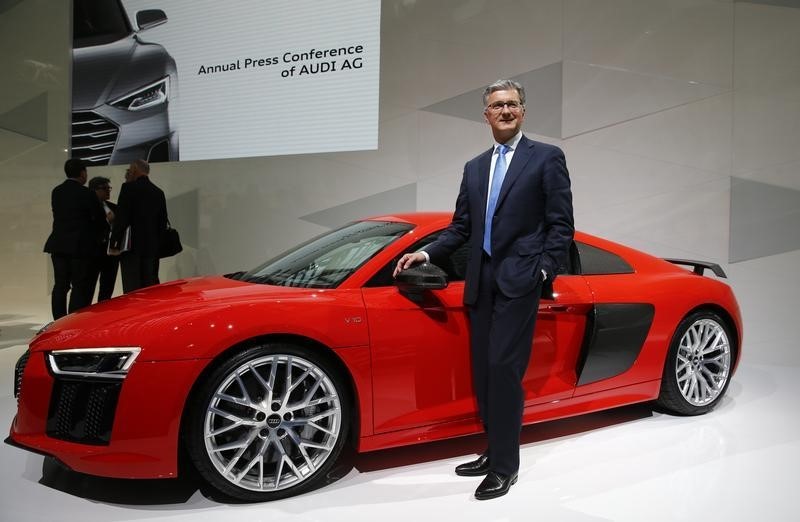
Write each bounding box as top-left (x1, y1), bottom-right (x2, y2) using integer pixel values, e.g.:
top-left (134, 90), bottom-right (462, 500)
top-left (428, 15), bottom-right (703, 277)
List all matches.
top-left (159, 222), bottom-right (183, 258)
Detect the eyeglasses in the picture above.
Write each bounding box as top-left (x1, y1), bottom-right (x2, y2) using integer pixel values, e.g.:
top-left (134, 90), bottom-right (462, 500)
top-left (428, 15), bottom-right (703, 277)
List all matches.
top-left (486, 101), bottom-right (524, 113)
top-left (97, 185), bottom-right (111, 191)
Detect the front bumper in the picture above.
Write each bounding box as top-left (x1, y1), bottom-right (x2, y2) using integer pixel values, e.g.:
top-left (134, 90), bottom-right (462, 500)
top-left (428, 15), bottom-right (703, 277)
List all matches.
top-left (7, 351), bottom-right (208, 479)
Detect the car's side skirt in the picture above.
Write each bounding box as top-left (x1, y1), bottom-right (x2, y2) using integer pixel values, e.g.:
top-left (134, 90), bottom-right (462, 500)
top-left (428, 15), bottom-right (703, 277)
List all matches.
top-left (356, 379), bottom-right (660, 453)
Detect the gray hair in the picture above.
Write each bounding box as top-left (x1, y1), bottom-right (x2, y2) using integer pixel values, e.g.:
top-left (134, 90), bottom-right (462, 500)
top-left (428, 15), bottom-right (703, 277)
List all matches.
top-left (482, 79), bottom-right (526, 107)
top-left (133, 158), bottom-right (150, 174)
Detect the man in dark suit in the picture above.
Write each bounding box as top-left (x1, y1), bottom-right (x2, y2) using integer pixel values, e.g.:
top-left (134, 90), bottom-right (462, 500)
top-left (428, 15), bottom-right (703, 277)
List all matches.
top-left (44, 158), bottom-right (106, 319)
top-left (88, 176), bottom-right (119, 301)
top-left (394, 79), bottom-right (574, 499)
top-left (109, 159), bottom-right (167, 293)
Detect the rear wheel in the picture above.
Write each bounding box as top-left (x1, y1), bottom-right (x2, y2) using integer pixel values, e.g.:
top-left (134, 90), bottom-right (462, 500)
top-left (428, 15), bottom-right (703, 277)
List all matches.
top-left (656, 310), bottom-right (735, 415)
top-left (185, 343), bottom-right (350, 501)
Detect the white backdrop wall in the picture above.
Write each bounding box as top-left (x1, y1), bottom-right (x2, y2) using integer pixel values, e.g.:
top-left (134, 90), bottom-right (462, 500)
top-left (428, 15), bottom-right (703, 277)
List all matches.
top-left (1, 0), bottom-right (798, 364)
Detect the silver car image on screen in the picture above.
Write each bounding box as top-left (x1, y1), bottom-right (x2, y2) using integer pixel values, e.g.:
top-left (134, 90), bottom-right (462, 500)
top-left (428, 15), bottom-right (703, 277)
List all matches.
top-left (72, 0), bottom-right (178, 165)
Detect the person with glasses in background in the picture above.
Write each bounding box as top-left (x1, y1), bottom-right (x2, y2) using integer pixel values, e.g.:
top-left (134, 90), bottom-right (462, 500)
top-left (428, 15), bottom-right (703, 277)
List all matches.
top-left (88, 176), bottom-right (119, 301)
top-left (394, 79), bottom-right (574, 500)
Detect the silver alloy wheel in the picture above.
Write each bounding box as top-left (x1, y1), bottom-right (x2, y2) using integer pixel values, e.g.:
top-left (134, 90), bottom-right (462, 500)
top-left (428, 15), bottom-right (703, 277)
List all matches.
top-left (203, 354), bottom-right (342, 492)
top-left (675, 318), bottom-right (731, 406)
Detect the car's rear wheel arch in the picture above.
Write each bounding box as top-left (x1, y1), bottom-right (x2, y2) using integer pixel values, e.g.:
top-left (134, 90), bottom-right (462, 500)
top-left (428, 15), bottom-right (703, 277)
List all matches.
top-left (656, 306), bottom-right (738, 416)
top-left (686, 304), bottom-right (740, 368)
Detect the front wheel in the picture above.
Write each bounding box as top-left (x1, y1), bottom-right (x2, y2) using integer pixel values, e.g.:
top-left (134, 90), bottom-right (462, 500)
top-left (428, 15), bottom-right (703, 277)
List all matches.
top-left (656, 310), bottom-right (736, 416)
top-left (185, 343), bottom-right (350, 501)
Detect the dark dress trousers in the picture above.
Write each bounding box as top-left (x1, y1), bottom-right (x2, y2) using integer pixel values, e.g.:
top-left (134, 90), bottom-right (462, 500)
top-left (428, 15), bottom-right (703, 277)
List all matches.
top-left (111, 176), bottom-right (167, 293)
top-left (425, 135), bottom-right (574, 476)
top-left (44, 179), bottom-right (106, 319)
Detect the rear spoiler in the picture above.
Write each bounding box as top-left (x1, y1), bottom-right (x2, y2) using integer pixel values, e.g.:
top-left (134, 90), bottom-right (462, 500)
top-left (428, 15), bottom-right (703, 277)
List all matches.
top-left (664, 258), bottom-right (727, 278)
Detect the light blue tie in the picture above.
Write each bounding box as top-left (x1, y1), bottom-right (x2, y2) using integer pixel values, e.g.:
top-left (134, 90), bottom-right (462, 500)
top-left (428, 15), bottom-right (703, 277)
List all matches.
top-left (483, 144), bottom-right (509, 255)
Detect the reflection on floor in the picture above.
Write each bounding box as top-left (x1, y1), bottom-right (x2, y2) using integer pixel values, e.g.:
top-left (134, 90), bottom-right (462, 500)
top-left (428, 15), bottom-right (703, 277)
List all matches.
top-left (1, 315), bottom-right (797, 522)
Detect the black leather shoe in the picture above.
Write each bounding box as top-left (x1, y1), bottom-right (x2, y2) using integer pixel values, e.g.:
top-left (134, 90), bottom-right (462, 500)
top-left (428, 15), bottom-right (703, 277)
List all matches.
top-left (455, 453), bottom-right (490, 477)
top-left (474, 471), bottom-right (518, 500)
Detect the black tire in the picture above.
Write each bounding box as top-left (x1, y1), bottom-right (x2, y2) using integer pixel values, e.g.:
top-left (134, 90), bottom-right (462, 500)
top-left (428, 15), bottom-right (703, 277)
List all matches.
top-left (185, 343), bottom-right (351, 501)
top-left (656, 310), bottom-right (736, 416)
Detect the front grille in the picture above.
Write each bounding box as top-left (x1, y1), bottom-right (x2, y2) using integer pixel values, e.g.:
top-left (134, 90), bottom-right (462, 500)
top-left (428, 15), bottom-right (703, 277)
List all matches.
top-left (46, 379), bottom-right (121, 445)
top-left (13, 350), bottom-right (30, 399)
top-left (71, 111), bottom-right (119, 165)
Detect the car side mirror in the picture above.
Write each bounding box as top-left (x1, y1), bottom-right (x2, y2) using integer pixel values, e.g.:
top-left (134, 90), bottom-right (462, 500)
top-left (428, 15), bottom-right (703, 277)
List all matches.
top-left (395, 263), bottom-right (448, 297)
top-left (136, 9), bottom-right (168, 31)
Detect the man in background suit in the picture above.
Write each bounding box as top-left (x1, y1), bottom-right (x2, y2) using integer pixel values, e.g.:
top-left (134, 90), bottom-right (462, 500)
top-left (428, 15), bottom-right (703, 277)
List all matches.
top-left (88, 176), bottom-right (119, 301)
top-left (44, 158), bottom-right (106, 319)
top-left (109, 159), bottom-right (167, 293)
top-left (394, 79), bottom-right (574, 499)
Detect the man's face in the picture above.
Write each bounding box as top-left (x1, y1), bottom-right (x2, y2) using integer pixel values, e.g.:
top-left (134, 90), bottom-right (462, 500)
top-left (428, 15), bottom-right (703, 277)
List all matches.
top-left (125, 164), bottom-right (136, 182)
top-left (483, 89), bottom-right (525, 143)
top-left (95, 184), bottom-right (111, 202)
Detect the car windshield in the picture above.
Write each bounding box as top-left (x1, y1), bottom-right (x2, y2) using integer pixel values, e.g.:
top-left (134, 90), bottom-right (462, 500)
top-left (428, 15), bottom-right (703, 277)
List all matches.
top-left (233, 221), bottom-right (414, 288)
top-left (73, 0), bottom-right (132, 48)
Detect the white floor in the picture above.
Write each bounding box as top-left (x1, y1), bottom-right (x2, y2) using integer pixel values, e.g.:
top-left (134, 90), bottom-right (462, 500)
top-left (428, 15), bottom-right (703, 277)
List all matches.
top-left (1, 315), bottom-right (798, 522)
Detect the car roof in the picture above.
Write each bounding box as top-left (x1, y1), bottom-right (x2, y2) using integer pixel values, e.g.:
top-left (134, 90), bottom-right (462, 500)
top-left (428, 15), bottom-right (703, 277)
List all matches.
top-left (359, 212), bottom-right (687, 274)
top-left (362, 212), bottom-right (452, 226)
top-left (363, 211), bottom-right (596, 247)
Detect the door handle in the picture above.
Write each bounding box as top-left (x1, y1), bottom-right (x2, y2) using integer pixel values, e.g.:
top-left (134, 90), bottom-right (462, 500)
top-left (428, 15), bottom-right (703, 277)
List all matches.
top-left (543, 304), bottom-right (571, 313)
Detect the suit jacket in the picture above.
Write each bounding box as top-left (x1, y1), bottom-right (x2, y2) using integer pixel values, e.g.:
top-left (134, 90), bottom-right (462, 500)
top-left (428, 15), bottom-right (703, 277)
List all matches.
top-left (110, 176), bottom-right (167, 258)
top-left (44, 179), bottom-right (106, 256)
top-left (426, 135), bottom-right (574, 305)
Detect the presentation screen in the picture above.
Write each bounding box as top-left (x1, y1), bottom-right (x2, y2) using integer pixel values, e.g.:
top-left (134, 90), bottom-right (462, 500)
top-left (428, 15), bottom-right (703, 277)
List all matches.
top-left (70, 0), bottom-right (381, 165)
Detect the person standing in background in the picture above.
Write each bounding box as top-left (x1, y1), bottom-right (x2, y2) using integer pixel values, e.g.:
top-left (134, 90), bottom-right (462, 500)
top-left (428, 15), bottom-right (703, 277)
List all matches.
top-left (44, 158), bottom-right (106, 319)
top-left (88, 176), bottom-right (119, 301)
top-left (109, 159), bottom-right (167, 293)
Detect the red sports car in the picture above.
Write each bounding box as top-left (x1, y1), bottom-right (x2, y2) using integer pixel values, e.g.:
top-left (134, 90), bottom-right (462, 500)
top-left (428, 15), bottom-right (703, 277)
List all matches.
top-left (7, 212), bottom-right (741, 501)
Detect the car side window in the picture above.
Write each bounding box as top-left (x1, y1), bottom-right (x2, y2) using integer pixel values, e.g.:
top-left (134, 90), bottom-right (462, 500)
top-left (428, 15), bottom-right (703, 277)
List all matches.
top-left (364, 232), bottom-right (470, 287)
top-left (575, 241), bottom-right (633, 275)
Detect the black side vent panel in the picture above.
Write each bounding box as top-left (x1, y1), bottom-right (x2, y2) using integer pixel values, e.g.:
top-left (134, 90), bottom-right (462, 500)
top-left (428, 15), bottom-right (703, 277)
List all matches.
top-left (577, 303), bottom-right (655, 386)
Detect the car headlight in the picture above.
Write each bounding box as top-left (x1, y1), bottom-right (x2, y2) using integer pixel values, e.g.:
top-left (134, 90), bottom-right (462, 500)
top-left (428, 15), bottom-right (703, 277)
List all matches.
top-left (48, 347), bottom-right (141, 379)
top-left (110, 77), bottom-right (168, 112)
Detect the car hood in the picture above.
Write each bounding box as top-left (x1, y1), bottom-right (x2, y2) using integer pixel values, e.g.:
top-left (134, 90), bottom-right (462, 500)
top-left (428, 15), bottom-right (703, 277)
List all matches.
top-left (31, 276), bottom-right (325, 351)
top-left (72, 35), bottom-right (172, 111)
top-left (72, 36), bottom-right (138, 110)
